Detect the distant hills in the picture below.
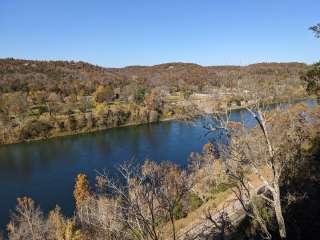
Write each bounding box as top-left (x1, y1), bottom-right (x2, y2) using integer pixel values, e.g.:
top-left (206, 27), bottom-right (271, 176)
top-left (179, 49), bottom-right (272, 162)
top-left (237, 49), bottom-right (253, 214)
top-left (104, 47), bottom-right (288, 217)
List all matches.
top-left (0, 58), bottom-right (306, 94)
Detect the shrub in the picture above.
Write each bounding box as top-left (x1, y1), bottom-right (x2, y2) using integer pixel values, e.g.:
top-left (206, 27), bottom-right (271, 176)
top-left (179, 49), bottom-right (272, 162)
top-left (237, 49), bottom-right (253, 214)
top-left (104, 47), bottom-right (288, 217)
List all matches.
top-left (173, 201), bottom-right (187, 220)
top-left (210, 181), bottom-right (237, 195)
top-left (188, 193), bottom-right (204, 211)
top-left (94, 85), bottom-right (114, 103)
top-left (301, 61), bottom-right (320, 95)
top-left (67, 114), bottom-right (78, 131)
top-left (20, 120), bottom-right (53, 140)
top-left (134, 87), bottom-right (146, 104)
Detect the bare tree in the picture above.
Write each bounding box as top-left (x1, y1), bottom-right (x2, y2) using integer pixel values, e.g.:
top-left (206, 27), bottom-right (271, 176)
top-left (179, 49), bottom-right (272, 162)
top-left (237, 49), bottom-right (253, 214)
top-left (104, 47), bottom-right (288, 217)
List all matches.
top-left (202, 102), bottom-right (307, 239)
top-left (151, 162), bottom-right (192, 240)
top-left (93, 160), bottom-right (193, 240)
top-left (7, 197), bottom-right (46, 240)
top-left (204, 205), bottom-right (234, 240)
top-left (94, 161), bottom-right (166, 240)
top-left (230, 172), bottom-right (273, 239)
top-left (76, 194), bottom-right (125, 240)
top-left (241, 106), bottom-right (286, 239)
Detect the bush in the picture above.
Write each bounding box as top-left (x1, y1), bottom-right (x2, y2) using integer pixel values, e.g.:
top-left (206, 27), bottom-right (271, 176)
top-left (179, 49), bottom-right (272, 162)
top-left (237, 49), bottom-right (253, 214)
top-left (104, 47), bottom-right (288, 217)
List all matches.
top-left (67, 115), bottom-right (78, 131)
top-left (20, 120), bottom-right (53, 140)
top-left (301, 61), bottom-right (320, 95)
top-left (210, 181), bottom-right (237, 195)
top-left (134, 87), bottom-right (146, 104)
top-left (188, 193), bottom-right (203, 211)
top-left (94, 85), bottom-right (114, 103)
top-left (173, 202), bottom-right (187, 220)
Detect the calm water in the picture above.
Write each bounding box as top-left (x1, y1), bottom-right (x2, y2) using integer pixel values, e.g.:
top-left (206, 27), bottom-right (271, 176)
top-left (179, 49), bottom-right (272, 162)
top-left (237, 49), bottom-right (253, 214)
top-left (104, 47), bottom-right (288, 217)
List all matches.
top-left (0, 98), bottom-right (318, 229)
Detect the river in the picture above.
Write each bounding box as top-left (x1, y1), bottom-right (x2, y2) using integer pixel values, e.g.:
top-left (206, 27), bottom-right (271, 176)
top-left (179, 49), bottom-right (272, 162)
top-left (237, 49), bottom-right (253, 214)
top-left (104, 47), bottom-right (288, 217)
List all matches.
top-left (0, 98), bottom-right (318, 230)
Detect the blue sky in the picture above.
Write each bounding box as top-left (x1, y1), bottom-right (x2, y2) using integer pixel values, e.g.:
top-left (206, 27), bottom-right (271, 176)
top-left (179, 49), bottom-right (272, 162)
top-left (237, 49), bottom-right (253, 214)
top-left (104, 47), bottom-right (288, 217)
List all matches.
top-left (0, 0), bottom-right (319, 67)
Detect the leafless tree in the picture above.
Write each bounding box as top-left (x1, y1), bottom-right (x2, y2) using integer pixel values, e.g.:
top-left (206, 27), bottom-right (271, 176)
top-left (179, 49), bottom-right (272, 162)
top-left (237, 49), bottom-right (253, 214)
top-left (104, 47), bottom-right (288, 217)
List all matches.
top-left (7, 197), bottom-right (47, 240)
top-left (151, 162), bottom-right (192, 240)
top-left (230, 173), bottom-right (273, 239)
top-left (203, 101), bottom-right (297, 239)
top-left (93, 161), bottom-right (161, 240)
top-left (92, 160), bottom-right (193, 240)
top-left (76, 194), bottom-right (125, 240)
top-left (182, 203), bottom-right (234, 240)
top-left (204, 205), bottom-right (234, 240)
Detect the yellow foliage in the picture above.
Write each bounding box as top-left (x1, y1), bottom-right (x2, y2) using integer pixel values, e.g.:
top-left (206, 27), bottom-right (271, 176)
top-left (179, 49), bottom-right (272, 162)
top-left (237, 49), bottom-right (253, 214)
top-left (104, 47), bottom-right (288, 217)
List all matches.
top-left (94, 103), bottom-right (107, 116)
top-left (64, 219), bottom-right (85, 240)
top-left (73, 174), bottom-right (91, 209)
top-left (48, 206), bottom-right (66, 240)
top-left (93, 85), bottom-right (113, 103)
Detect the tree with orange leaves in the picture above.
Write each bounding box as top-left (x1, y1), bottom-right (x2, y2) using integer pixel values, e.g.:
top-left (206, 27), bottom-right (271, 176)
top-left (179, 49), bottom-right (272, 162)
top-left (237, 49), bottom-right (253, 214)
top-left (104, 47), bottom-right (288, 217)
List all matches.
top-left (73, 174), bottom-right (91, 210)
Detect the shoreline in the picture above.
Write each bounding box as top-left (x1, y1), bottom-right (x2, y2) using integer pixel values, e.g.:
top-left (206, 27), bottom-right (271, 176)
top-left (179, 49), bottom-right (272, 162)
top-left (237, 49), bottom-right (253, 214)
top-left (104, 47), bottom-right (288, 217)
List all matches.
top-left (0, 116), bottom-right (180, 147)
top-left (1, 95), bottom-right (316, 147)
top-left (213, 95), bottom-right (317, 112)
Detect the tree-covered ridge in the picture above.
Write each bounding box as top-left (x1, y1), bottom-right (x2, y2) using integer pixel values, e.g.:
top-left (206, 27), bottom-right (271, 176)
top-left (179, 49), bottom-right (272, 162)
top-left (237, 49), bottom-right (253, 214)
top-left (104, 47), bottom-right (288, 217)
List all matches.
top-left (0, 59), bottom-right (308, 145)
top-left (0, 59), bottom-right (306, 94)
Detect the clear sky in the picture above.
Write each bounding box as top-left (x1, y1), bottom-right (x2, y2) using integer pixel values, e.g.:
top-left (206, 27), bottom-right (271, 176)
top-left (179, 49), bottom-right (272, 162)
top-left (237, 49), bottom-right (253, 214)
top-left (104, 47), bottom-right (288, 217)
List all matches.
top-left (0, 0), bottom-right (319, 67)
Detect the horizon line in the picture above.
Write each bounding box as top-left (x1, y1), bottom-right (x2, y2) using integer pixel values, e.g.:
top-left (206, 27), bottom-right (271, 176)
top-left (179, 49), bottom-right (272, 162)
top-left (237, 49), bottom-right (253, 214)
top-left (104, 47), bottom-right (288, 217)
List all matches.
top-left (0, 57), bottom-right (310, 69)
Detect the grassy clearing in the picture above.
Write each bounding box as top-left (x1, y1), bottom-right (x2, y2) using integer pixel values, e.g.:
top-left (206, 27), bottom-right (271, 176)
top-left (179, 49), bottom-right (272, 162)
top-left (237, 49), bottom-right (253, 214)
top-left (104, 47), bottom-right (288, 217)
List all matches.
top-left (165, 95), bottom-right (185, 103)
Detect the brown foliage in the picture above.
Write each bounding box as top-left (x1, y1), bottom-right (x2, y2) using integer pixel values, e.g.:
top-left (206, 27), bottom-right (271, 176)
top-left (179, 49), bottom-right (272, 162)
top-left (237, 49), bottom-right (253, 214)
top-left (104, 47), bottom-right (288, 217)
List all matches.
top-left (74, 174), bottom-right (91, 209)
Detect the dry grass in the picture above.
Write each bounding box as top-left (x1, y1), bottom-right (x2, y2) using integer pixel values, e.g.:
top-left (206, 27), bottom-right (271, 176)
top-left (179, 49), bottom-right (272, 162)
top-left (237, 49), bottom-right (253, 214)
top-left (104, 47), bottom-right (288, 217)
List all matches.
top-left (163, 167), bottom-right (273, 239)
top-left (162, 189), bottom-right (234, 239)
top-left (165, 94), bottom-right (185, 103)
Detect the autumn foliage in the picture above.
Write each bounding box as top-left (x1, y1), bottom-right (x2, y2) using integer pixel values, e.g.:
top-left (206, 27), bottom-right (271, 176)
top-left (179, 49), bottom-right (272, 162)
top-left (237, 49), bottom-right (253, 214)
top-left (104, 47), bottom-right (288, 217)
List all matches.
top-left (73, 174), bottom-right (91, 209)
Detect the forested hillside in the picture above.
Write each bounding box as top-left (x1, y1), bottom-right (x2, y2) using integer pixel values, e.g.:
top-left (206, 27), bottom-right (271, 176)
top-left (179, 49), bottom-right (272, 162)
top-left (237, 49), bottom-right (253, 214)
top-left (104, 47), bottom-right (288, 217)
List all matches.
top-left (0, 59), bottom-right (308, 144)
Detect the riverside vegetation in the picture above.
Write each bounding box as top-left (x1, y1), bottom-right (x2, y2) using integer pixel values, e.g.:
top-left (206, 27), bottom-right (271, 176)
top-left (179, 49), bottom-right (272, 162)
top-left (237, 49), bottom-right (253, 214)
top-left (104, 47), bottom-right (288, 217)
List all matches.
top-left (0, 59), bottom-right (309, 145)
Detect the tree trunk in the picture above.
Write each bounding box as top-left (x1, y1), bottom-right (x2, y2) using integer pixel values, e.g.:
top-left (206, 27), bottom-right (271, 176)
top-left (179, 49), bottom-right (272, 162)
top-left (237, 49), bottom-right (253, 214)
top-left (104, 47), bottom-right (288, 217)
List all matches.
top-left (273, 187), bottom-right (287, 239)
top-left (170, 213), bottom-right (176, 240)
top-left (252, 203), bottom-right (272, 240)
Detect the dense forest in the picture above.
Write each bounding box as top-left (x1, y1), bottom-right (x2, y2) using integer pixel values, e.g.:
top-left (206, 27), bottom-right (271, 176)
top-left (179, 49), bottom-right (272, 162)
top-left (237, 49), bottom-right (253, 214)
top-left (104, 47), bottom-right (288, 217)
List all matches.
top-left (0, 59), bottom-right (308, 144)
